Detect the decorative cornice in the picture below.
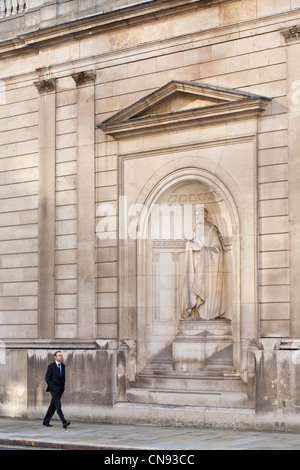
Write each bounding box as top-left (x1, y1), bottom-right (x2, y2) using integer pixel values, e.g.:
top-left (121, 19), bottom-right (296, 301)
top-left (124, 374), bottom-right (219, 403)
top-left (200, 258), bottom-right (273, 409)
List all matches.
top-left (0, 0), bottom-right (229, 56)
top-left (281, 24), bottom-right (300, 42)
top-left (0, 1), bottom-right (300, 58)
top-left (72, 70), bottom-right (96, 87)
top-left (34, 78), bottom-right (56, 94)
top-left (98, 80), bottom-right (271, 139)
top-left (100, 100), bottom-right (271, 138)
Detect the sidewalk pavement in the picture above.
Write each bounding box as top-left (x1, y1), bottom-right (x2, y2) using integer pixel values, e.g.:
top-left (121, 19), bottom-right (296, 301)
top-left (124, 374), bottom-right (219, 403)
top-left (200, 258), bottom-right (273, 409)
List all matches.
top-left (0, 417), bottom-right (300, 450)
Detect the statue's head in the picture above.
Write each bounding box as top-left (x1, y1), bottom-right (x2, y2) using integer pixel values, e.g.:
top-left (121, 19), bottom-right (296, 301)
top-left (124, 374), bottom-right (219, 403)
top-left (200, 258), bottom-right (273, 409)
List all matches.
top-left (195, 206), bottom-right (208, 224)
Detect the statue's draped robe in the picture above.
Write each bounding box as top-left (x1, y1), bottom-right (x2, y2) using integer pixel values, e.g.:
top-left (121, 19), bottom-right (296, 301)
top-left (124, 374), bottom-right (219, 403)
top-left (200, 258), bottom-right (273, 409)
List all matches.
top-left (181, 221), bottom-right (225, 320)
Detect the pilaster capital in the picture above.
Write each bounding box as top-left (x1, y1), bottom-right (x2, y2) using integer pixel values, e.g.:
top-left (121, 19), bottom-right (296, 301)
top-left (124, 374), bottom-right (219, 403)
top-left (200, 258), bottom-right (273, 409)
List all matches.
top-left (281, 24), bottom-right (300, 42)
top-left (72, 70), bottom-right (96, 87)
top-left (34, 78), bottom-right (56, 94)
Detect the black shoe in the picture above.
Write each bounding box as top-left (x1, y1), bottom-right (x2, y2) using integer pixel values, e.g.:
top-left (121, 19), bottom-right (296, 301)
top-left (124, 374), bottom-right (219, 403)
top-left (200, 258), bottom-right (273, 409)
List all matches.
top-left (43, 422), bottom-right (53, 427)
top-left (63, 421), bottom-right (70, 429)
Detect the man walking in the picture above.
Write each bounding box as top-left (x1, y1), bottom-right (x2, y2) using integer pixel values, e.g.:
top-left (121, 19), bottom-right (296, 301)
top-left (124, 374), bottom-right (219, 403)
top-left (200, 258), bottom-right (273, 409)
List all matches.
top-left (43, 351), bottom-right (70, 428)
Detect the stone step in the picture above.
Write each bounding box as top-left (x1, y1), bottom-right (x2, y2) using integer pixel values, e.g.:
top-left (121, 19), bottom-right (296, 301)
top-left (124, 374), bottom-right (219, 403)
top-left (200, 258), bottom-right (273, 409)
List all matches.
top-left (126, 387), bottom-right (250, 409)
top-left (134, 372), bottom-right (247, 392)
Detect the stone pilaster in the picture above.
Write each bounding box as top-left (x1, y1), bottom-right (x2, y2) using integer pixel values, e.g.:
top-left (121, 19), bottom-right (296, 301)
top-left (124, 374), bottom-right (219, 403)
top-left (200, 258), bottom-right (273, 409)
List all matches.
top-left (72, 70), bottom-right (96, 339)
top-left (34, 77), bottom-right (57, 339)
top-left (282, 27), bottom-right (300, 336)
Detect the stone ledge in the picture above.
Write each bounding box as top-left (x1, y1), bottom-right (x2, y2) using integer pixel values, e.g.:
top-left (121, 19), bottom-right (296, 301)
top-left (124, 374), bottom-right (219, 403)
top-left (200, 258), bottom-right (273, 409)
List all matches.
top-left (2, 339), bottom-right (98, 350)
top-left (279, 339), bottom-right (300, 350)
top-left (126, 387), bottom-right (250, 409)
top-left (259, 338), bottom-right (300, 350)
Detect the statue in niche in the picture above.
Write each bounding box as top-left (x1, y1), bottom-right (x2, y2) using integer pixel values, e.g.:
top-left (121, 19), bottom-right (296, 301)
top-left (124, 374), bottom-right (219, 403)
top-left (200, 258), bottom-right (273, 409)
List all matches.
top-left (181, 206), bottom-right (225, 320)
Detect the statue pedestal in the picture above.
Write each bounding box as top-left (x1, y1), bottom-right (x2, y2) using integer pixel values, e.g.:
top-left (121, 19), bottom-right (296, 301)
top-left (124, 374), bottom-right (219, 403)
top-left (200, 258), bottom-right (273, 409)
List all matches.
top-left (172, 319), bottom-right (232, 372)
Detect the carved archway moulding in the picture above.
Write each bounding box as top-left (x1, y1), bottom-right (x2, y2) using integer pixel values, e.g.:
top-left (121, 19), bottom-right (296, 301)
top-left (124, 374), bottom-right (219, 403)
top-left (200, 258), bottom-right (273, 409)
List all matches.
top-left (136, 165), bottom-right (241, 237)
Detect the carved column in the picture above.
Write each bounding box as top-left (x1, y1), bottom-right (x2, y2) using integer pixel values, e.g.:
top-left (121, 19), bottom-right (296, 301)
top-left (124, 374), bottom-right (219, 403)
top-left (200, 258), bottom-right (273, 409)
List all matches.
top-left (72, 71), bottom-right (96, 339)
top-left (34, 77), bottom-right (57, 339)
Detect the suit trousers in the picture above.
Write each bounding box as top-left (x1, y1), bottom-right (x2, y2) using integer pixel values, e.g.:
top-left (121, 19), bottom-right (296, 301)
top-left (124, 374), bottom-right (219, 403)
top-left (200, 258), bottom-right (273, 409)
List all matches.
top-left (43, 387), bottom-right (66, 424)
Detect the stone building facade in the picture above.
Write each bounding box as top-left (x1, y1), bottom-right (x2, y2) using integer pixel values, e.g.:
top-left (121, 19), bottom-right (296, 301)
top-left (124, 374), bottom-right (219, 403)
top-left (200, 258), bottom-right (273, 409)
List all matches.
top-left (1, 0), bottom-right (300, 430)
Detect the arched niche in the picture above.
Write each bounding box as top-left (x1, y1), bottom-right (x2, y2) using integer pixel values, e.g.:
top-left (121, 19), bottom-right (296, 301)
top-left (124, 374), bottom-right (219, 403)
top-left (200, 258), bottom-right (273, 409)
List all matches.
top-left (136, 169), bottom-right (241, 375)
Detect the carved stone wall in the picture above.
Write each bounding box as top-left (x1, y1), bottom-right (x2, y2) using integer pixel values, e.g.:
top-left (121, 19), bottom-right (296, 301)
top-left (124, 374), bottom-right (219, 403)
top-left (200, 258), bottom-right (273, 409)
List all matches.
top-left (0, 0), bottom-right (300, 429)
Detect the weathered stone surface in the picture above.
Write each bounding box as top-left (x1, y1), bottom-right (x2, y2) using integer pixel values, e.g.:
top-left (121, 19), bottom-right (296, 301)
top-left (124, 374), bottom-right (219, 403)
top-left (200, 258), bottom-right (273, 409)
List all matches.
top-left (0, 0), bottom-right (300, 430)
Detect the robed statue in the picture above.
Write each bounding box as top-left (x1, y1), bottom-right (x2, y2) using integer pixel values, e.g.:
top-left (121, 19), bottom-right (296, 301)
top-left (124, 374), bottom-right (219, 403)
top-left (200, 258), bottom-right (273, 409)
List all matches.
top-left (181, 207), bottom-right (225, 320)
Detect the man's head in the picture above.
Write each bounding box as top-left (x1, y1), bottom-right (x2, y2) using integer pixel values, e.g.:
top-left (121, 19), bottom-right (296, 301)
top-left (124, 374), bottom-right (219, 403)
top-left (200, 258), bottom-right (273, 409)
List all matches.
top-left (54, 351), bottom-right (63, 363)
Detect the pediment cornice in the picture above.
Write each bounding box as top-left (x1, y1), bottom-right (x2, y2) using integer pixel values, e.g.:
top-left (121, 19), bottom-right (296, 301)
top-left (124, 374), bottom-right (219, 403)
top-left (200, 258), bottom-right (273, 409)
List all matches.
top-left (98, 80), bottom-right (271, 138)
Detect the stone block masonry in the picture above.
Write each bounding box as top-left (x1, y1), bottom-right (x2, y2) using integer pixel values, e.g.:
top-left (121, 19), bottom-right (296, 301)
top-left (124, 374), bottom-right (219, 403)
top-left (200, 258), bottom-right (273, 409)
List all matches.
top-left (0, 0), bottom-right (300, 429)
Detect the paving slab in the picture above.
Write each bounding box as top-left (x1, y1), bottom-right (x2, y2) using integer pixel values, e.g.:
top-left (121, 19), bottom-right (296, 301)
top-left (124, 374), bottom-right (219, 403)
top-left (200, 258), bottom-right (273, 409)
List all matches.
top-left (0, 417), bottom-right (300, 451)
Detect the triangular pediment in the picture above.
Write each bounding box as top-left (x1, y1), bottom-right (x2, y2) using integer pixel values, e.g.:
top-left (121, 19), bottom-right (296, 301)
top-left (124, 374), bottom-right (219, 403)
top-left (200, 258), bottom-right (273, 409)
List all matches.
top-left (98, 80), bottom-right (271, 138)
top-left (135, 91), bottom-right (224, 117)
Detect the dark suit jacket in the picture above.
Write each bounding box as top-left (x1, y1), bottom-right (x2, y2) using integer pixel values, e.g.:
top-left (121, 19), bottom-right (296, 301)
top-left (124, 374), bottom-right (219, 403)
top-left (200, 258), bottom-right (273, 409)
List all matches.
top-left (45, 361), bottom-right (65, 393)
